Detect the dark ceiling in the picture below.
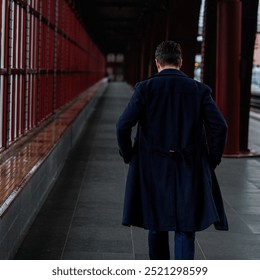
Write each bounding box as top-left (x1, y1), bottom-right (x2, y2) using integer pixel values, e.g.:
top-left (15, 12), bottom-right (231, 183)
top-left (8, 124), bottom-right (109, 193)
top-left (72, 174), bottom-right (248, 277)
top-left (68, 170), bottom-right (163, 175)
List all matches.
top-left (76, 0), bottom-right (168, 54)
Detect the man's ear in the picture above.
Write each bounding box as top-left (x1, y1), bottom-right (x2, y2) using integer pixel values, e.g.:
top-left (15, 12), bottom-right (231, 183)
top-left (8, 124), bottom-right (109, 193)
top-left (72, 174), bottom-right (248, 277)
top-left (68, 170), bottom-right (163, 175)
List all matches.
top-left (155, 59), bottom-right (161, 72)
top-left (179, 58), bottom-right (183, 69)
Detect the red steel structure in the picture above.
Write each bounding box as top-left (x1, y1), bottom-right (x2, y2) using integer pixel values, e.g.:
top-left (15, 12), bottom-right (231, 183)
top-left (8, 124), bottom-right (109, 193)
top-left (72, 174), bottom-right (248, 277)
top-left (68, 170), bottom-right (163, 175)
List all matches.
top-left (216, 0), bottom-right (242, 155)
top-left (0, 0), bottom-right (106, 151)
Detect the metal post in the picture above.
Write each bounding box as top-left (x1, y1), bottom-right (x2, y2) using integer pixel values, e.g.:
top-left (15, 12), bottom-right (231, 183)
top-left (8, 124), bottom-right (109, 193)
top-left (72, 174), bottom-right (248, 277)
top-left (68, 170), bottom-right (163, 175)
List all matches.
top-left (53, 0), bottom-right (58, 112)
top-left (216, 0), bottom-right (242, 155)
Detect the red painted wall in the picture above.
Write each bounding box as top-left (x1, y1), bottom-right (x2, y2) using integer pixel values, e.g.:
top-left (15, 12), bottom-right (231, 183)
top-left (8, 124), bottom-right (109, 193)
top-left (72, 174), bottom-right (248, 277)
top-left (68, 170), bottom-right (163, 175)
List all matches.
top-left (0, 0), bottom-right (106, 151)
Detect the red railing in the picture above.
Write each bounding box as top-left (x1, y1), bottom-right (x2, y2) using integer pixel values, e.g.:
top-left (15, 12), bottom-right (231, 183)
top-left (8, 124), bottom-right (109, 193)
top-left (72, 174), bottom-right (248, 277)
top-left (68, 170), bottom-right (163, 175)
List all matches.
top-left (0, 0), bottom-right (106, 151)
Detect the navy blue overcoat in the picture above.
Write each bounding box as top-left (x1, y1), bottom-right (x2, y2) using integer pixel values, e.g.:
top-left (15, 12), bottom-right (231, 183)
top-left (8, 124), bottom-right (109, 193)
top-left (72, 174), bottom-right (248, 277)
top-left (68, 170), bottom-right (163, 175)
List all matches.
top-left (116, 69), bottom-right (228, 232)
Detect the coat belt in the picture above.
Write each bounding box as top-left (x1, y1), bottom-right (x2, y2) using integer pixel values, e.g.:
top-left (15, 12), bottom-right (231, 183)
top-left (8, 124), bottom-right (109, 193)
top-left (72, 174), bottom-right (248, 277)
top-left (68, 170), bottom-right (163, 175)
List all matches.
top-left (150, 144), bottom-right (196, 160)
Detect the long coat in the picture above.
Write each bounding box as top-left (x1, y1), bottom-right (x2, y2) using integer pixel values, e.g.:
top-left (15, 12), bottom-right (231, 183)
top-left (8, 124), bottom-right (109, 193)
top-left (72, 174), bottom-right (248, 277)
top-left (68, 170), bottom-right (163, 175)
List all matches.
top-left (116, 69), bottom-right (228, 232)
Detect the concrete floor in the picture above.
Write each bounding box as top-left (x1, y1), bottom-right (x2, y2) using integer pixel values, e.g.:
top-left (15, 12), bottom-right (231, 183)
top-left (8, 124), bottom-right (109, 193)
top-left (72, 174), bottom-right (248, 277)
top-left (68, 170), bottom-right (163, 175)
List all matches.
top-left (15, 82), bottom-right (260, 260)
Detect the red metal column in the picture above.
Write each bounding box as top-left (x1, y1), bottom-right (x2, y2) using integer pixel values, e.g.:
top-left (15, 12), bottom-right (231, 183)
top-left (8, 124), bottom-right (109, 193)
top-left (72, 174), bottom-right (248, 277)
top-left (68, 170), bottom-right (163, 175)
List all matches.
top-left (1, 0), bottom-right (9, 149)
top-left (216, 0), bottom-right (242, 155)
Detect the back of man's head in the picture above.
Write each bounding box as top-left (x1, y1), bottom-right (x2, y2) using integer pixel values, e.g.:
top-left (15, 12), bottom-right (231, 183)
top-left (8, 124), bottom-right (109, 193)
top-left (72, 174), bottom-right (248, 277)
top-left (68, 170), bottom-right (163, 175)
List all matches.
top-left (155, 41), bottom-right (182, 67)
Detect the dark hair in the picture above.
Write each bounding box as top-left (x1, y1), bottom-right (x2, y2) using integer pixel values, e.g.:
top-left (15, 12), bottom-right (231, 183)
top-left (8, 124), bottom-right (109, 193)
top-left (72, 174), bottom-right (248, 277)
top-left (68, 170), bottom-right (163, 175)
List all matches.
top-left (155, 41), bottom-right (182, 67)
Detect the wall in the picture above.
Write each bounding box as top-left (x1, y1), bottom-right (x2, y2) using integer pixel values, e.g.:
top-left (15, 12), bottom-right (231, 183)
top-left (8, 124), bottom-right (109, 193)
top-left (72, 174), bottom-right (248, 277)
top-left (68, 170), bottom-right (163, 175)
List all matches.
top-left (0, 0), bottom-right (105, 151)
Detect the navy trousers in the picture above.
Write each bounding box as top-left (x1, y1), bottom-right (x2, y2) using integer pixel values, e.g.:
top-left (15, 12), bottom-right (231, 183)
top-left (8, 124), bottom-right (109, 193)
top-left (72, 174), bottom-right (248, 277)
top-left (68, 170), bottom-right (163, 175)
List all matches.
top-left (148, 230), bottom-right (195, 260)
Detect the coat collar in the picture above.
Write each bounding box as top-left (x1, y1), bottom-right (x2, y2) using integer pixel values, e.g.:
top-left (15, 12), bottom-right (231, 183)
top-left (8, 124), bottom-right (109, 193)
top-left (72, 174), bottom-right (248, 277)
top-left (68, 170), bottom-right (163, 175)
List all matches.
top-left (156, 68), bottom-right (188, 78)
top-left (143, 69), bottom-right (189, 84)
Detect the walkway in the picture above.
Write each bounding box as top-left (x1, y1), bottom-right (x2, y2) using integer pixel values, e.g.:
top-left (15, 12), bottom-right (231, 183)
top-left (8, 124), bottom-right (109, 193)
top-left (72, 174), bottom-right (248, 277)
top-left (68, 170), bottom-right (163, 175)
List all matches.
top-left (15, 82), bottom-right (260, 260)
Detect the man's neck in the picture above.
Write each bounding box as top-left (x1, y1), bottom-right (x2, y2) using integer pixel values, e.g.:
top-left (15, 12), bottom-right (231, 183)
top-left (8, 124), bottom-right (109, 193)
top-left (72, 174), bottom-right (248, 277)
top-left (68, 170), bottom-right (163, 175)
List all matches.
top-left (158, 65), bottom-right (180, 72)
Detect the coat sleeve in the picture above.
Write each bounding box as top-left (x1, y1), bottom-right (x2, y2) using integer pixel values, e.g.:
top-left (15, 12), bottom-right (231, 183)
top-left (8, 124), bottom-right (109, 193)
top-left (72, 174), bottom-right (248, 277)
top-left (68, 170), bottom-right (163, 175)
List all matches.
top-left (202, 87), bottom-right (228, 168)
top-left (116, 84), bottom-right (145, 163)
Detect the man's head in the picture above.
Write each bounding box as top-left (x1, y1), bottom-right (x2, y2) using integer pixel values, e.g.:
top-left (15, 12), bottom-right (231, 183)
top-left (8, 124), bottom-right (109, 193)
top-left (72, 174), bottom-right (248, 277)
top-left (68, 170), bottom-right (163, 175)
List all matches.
top-left (155, 41), bottom-right (182, 72)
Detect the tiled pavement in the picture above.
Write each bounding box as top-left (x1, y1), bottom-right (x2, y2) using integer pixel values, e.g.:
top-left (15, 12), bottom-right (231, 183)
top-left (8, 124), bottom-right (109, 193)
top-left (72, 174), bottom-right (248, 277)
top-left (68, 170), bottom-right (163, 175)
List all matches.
top-left (15, 82), bottom-right (260, 260)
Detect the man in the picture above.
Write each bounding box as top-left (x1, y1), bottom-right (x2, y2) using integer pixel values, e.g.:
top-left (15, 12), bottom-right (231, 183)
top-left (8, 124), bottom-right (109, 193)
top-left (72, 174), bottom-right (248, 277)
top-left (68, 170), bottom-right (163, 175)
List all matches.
top-left (116, 41), bottom-right (228, 260)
